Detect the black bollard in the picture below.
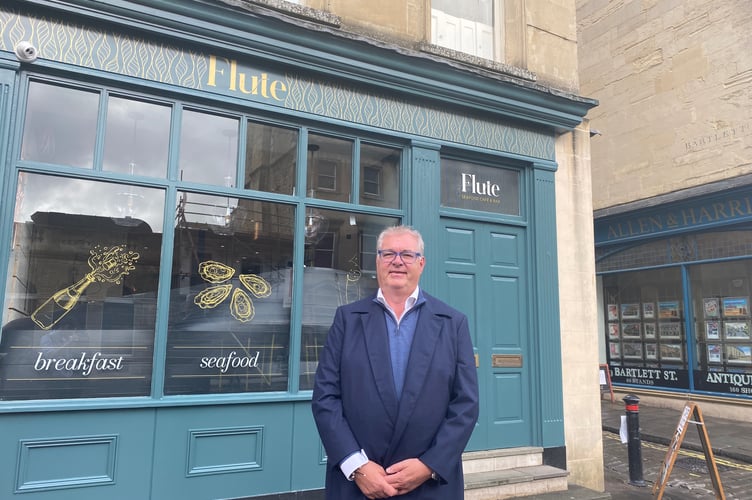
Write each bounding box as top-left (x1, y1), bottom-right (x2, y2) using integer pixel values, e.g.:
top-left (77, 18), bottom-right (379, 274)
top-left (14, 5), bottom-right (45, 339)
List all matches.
top-left (623, 394), bottom-right (647, 487)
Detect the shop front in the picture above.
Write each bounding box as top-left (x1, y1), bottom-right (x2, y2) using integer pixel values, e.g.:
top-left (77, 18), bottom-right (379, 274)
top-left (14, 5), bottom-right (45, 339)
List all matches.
top-left (0, 1), bottom-right (593, 498)
top-left (596, 185), bottom-right (752, 401)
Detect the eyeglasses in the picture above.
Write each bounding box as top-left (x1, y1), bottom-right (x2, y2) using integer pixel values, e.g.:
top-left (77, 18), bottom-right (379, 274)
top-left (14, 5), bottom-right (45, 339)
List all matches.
top-left (377, 249), bottom-right (422, 265)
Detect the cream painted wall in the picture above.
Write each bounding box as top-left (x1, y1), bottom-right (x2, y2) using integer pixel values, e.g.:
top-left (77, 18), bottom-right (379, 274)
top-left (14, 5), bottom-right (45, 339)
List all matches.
top-left (577, 0), bottom-right (752, 211)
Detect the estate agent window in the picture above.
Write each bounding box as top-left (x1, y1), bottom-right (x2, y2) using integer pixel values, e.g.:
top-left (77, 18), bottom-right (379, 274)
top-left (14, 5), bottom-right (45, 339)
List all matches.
top-left (599, 227), bottom-right (752, 396)
top-left (603, 269), bottom-right (685, 373)
top-left (0, 77), bottom-right (403, 401)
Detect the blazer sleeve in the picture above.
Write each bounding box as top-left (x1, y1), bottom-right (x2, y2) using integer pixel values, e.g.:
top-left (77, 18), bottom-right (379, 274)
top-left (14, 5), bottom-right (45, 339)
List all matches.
top-left (311, 306), bottom-right (361, 468)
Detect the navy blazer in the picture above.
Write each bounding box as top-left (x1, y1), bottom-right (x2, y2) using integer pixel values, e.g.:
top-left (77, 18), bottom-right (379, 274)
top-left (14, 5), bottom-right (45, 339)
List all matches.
top-left (312, 292), bottom-right (479, 499)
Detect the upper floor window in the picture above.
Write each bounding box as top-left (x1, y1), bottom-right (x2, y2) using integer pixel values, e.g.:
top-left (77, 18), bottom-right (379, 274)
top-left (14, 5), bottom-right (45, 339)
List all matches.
top-left (362, 166), bottom-right (382, 198)
top-left (431, 0), bottom-right (496, 60)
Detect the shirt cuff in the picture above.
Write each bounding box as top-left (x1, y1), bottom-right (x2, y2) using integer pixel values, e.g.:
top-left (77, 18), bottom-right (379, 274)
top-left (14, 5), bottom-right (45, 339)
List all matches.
top-left (340, 449), bottom-right (369, 481)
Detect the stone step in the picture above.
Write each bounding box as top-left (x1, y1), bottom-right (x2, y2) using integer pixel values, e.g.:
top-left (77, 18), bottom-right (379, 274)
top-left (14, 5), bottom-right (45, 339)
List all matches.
top-left (463, 447), bottom-right (544, 473)
top-left (464, 464), bottom-right (569, 499)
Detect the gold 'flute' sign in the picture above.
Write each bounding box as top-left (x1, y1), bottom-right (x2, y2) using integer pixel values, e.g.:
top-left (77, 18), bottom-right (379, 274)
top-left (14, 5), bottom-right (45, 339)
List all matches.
top-left (31, 245), bottom-right (140, 330)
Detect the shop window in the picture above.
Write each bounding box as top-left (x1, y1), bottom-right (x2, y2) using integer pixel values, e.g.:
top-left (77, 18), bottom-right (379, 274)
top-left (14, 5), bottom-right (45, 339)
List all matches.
top-left (359, 142), bottom-right (401, 208)
top-left (20, 81), bottom-right (98, 168)
top-left (599, 227), bottom-right (752, 397)
top-left (244, 120), bottom-right (298, 195)
top-left (602, 268), bottom-right (688, 388)
top-left (178, 109), bottom-right (239, 187)
top-left (165, 192), bottom-right (295, 395)
top-left (298, 210), bottom-right (399, 390)
top-left (4, 78), bottom-right (406, 401)
top-left (0, 173), bottom-right (164, 400)
top-left (689, 260), bottom-right (752, 395)
top-left (306, 133), bottom-right (352, 203)
top-left (103, 95), bottom-right (171, 178)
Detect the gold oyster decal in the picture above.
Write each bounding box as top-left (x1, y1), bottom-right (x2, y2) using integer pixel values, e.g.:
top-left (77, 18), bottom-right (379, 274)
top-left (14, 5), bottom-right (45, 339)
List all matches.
top-left (194, 284), bottom-right (233, 309)
top-left (193, 260), bottom-right (272, 323)
top-left (198, 260), bottom-right (236, 283)
top-left (230, 288), bottom-right (255, 322)
top-left (238, 274), bottom-right (272, 298)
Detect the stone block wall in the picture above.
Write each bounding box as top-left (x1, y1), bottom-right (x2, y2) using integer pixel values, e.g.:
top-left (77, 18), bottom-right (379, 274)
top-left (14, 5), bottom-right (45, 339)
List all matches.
top-left (577, 0), bottom-right (752, 211)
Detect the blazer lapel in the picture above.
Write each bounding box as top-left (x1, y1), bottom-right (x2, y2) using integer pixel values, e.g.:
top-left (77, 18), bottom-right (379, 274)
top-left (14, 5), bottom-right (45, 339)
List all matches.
top-left (361, 301), bottom-right (400, 424)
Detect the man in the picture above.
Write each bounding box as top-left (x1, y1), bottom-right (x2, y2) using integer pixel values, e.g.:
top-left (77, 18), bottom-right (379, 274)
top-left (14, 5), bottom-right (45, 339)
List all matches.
top-left (312, 225), bottom-right (479, 499)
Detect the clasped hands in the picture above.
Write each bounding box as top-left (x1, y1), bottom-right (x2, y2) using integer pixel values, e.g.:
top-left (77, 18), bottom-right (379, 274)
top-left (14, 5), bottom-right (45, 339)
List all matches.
top-left (353, 458), bottom-right (433, 499)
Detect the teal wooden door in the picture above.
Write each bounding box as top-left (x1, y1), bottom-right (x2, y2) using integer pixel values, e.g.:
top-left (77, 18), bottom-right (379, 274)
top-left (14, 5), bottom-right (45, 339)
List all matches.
top-left (438, 219), bottom-right (532, 450)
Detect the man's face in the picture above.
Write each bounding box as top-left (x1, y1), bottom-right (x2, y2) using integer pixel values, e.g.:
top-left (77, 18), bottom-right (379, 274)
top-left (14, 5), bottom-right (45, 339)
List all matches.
top-left (376, 232), bottom-right (425, 295)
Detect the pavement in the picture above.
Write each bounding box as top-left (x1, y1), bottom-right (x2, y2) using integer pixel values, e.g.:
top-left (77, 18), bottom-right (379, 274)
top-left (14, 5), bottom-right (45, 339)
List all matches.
top-left (600, 398), bottom-right (752, 465)
top-left (600, 397), bottom-right (752, 499)
top-left (521, 398), bottom-right (752, 499)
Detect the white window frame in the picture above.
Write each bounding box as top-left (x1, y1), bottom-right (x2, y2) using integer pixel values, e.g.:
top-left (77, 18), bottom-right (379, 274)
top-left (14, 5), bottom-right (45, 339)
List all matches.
top-left (430, 0), bottom-right (505, 62)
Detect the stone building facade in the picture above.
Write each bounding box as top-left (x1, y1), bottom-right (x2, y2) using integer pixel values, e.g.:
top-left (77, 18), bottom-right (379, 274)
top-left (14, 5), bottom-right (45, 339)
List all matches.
top-left (578, 0), bottom-right (752, 419)
top-left (0, 0), bottom-right (602, 497)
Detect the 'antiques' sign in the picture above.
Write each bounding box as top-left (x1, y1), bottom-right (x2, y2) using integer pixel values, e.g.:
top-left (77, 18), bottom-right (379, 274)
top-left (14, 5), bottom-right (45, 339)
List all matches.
top-left (695, 370), bottom-right (752, 396)
top-left (441, 159), bottom-right (520, 215)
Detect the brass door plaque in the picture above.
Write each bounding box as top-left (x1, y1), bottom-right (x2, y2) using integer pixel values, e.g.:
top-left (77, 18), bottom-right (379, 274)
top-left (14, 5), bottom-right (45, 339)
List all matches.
top-left (492, 354), bottom-right (523, 368)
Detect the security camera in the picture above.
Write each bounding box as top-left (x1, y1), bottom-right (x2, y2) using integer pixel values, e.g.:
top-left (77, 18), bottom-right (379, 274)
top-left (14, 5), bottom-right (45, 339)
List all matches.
top-left (15, 41), bottom-right (38, 63)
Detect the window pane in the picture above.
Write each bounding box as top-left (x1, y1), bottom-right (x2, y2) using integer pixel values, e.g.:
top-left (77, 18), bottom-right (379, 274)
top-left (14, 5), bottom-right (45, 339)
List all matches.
top-left (166, 192), bottom-right (295, 395)
top-left (103, 96), bottom-right (171, 178)
top-left (0, 173), bottom-right (164, 400)
top-left (359, 143), bottom-right (400, 208)
top-left (244, 120), bottom-right (298, 195)
top-left (602, 269), bottom-right (686, 376)
top-left (433, 0), bottom-right (492, 24)
top-left (307, 133), bottom-right (353, 203)
top-left (21, 81), bottom-right (98, 168)
top-left (689, 261), bottom-right (752, 389)
top-left (299, 211), bottom-right (399, 390)
top-left (179, 110), bottom-right (239, 187)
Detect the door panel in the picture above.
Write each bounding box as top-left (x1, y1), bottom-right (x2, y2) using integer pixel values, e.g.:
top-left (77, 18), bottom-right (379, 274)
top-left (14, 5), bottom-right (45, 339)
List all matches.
top-left (439, 219), bottom-right (531, 450)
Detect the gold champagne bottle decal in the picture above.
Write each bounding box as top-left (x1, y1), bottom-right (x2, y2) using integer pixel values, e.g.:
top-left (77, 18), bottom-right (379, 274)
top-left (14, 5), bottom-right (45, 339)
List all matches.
top-left (31, 245), bottom-right (140, 330)
top-left (193, 260), bottom-right (272, 323)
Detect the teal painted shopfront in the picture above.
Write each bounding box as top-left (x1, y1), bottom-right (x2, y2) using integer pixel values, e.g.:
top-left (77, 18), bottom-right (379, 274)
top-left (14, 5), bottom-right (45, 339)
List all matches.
top-left (0, 1), bottom-right (593, 498)
top-left (596, 184), bottom-right (752, 400)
